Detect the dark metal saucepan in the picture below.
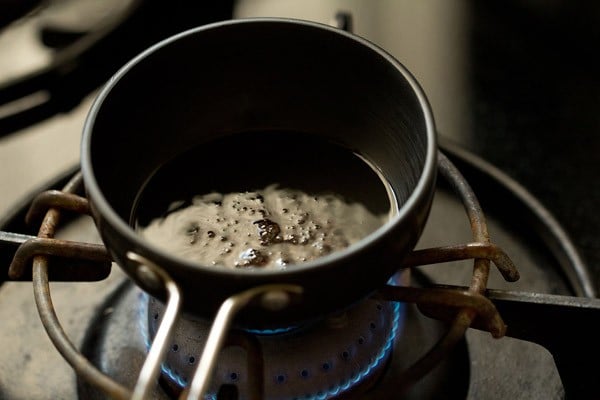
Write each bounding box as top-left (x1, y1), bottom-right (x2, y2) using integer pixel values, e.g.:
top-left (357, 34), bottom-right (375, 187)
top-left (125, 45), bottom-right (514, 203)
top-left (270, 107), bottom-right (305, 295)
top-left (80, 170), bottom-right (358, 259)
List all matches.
top-left (80, 18), bottom-right (437, 330)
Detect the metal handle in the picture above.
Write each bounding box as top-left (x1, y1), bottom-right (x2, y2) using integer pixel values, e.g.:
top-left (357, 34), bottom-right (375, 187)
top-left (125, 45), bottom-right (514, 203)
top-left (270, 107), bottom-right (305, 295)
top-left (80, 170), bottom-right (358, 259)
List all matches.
top-left (127, 252), bottom-right (182, 400)
top-left (183, 284), bottom-right (303, 400)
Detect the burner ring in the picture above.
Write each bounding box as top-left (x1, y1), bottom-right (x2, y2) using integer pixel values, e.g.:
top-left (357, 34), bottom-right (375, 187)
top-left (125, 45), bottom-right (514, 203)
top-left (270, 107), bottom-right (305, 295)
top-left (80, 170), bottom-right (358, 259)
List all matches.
top-left (143, 292), bottom-right (404, 399)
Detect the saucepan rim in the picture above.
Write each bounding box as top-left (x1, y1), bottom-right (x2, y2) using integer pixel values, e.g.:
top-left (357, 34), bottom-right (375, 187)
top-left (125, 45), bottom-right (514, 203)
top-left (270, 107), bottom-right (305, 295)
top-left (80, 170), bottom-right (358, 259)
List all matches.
top-left (81, 17), bottom-right (437, 278)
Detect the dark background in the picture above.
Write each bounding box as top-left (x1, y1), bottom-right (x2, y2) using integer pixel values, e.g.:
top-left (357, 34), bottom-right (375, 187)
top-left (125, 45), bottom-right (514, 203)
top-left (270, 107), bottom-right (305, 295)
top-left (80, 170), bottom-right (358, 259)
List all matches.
top-left (465, 1), bottom-right (599, 290)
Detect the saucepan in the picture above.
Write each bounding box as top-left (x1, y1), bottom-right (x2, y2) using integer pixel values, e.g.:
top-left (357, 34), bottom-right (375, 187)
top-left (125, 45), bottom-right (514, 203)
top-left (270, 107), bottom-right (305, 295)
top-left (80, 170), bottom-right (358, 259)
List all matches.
top-left (81, 18), bottom-right (437, 330)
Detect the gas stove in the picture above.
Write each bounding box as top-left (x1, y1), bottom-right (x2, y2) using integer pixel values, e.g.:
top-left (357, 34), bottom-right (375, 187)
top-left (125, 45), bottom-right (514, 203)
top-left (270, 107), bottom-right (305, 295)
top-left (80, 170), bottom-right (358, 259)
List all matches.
top-left (1, 1), bottom-right (599, 400)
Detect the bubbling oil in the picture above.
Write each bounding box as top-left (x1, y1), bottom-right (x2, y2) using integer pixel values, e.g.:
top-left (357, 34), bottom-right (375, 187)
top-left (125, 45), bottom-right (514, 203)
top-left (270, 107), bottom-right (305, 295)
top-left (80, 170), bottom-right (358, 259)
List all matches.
top-left (133, 131), bottom-right (396, 270)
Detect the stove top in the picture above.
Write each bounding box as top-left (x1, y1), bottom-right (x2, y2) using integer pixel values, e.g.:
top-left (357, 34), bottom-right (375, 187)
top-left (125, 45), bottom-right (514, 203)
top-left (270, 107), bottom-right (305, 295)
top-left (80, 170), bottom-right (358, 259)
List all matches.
top-left (0, 145), bottom-right (596, 399)
top-left (1, 1), bottom-right (599, 399)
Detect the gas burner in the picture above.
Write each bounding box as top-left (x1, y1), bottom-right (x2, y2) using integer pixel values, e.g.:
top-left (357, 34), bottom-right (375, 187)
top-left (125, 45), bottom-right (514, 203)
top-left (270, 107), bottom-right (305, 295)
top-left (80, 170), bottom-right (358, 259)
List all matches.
top-left (144, 293), bottom-right (403, 399)
top-left (73, 274), bottom-right (466, 400)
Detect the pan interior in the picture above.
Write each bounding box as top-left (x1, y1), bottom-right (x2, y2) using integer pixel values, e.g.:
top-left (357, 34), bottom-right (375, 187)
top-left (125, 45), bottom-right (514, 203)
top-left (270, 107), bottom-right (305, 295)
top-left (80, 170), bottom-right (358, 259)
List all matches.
top-left (132, 130), bottom-right (396, 268)
top-left (85, 20), bottom-right (431, 274)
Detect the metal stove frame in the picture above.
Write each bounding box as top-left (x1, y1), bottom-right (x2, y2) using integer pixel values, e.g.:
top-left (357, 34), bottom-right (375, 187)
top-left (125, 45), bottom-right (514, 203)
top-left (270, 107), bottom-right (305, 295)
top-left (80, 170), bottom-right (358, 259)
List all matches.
top-left (5, 151), bottom-right (526, 399)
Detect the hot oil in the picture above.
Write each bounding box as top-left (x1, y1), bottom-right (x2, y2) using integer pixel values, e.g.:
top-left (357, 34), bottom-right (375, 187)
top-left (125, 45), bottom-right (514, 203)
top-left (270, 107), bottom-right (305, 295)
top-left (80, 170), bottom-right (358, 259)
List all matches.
top-left (133, 131), bottom-right (396, 269)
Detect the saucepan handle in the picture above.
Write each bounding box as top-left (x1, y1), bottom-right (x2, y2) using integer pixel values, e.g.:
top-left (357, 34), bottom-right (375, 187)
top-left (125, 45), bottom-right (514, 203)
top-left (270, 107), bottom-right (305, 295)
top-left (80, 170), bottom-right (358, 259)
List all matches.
top-left (126, 249), bottom-right (303, 400)
top-left (183, 283), bottom-right (303, 400)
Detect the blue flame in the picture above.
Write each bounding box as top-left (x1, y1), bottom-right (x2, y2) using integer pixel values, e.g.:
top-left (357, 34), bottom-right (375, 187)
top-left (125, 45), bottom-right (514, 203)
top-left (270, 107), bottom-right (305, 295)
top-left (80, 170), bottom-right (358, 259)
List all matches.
top-left (302, 301), bottom-right (404, 400)
top-left (245, 326), bottom-right (298, 335)
top-left (138, 291), bottom-right (405, 400)
top-left (138, 292), bottom-right (217, 399)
